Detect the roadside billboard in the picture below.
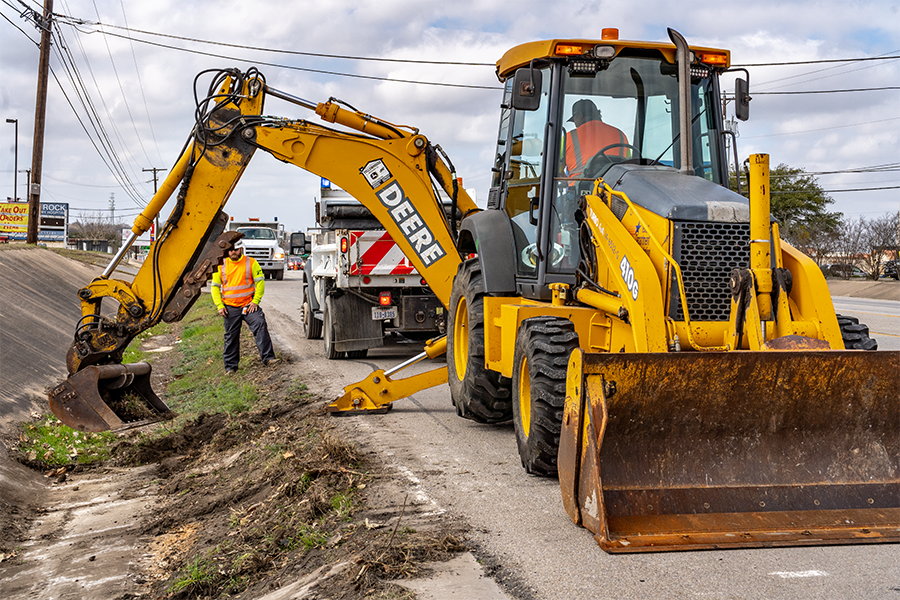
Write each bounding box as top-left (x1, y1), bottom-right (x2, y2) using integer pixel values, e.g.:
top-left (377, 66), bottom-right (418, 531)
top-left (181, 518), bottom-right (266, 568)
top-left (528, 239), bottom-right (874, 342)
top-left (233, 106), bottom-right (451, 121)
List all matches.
top-left (0, 202), bottom-right (68, 242)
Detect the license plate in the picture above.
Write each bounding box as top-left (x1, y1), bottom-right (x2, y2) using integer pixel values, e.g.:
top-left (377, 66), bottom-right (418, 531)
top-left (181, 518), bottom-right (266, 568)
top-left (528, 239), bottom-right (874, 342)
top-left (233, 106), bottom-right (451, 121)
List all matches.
top-left (372, 306), bottom-right (398, 320)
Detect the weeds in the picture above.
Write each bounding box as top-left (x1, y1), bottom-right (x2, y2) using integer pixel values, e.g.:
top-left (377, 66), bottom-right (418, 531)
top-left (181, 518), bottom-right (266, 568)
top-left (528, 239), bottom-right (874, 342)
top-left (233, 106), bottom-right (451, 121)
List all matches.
top-left (18, 416), bottom-right (117, 467)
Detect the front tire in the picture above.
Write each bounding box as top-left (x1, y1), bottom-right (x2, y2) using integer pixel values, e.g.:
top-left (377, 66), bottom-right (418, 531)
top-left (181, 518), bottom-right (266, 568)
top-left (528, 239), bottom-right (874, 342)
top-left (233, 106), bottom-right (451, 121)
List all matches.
top-left (837, 314), bottom-right (878, 350)
top-left (447, 259), bottom-right (512, 423)
top-left (512, 317), bottom-right (579, 476)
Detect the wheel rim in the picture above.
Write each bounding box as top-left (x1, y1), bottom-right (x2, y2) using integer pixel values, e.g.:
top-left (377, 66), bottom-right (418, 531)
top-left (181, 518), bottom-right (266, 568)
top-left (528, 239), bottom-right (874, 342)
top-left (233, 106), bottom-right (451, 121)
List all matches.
top-left (453, 296), bottom-right (468, 381)
top-left (518, 355), bottom-right (531, 438)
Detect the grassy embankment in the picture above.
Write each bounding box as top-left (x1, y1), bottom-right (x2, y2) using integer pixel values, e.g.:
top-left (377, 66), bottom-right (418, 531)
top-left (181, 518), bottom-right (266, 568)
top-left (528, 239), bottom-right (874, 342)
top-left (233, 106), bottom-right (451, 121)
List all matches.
top-left (18, 301), bottom-right (264, 466)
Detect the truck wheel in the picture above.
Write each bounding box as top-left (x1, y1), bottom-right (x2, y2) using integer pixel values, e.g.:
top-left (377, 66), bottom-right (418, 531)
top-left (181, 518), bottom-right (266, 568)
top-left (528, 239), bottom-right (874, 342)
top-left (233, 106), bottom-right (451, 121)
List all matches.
top-left (512, 317), bottom-right (579, 476)
top-left (447, 258), bottom-right (512, 423)
top-left (302, 298), bottom-right (322, 340)
top-left (836, 314), bottom-right (878, 350)
top-left (275, 269), bottom-right (284, 281)
top-left (323, 296), bottom-right (342, 359)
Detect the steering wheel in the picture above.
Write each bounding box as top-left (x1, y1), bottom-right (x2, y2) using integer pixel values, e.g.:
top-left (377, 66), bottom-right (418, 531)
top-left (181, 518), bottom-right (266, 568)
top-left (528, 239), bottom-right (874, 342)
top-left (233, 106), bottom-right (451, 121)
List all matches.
top-left (521, 242), bottom-right (566, 269)
top-left (583, 143), bottom-right (642, 178)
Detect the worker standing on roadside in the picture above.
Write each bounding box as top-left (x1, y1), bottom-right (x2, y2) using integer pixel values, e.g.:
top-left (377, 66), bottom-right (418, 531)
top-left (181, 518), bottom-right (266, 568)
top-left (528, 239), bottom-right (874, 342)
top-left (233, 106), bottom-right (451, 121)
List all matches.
top-left (211, 239), bottom-right (280, 374)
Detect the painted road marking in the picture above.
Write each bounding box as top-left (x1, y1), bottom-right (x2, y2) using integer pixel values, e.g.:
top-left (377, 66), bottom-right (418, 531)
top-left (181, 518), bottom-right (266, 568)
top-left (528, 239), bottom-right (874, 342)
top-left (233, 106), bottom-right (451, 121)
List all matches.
top-left (770, 570), bottom-right (829, 579)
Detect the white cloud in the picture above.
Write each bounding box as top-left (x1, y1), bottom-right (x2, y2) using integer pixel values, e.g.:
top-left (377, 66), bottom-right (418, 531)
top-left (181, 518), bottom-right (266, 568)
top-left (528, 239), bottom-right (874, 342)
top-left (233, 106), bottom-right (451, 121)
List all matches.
top-left (0, 0), bottom-right (896, 226)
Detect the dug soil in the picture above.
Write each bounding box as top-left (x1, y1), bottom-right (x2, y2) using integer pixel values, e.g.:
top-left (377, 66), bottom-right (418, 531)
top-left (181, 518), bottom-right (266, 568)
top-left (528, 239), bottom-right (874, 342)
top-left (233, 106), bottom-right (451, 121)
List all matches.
top-left (2, 328), bottom-right (472, 600)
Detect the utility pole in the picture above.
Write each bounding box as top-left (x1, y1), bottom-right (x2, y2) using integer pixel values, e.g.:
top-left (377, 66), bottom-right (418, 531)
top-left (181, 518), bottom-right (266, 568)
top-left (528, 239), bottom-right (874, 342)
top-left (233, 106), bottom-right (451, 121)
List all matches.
top-left (109, 192), bottom-right (115, 222)
top-left (28, 0), bottom-right (53, 244)
top-left (143, 166), bottom-right (166, 239)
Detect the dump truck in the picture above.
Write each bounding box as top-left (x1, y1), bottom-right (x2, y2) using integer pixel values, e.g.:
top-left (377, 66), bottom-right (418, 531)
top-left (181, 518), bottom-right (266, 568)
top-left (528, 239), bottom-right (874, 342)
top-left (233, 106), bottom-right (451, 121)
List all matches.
top-left (50, 30), bottom-right (897, 553)
top-left (298, 182), bottom-right (445, 359)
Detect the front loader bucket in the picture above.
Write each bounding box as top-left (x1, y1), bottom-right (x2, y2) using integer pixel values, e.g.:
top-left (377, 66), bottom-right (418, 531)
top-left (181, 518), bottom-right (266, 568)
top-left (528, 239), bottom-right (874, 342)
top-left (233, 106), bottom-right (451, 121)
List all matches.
top-left (48, 362), bottom-right (173, 432)
top-left (559, 349), bottom-right (900, 552)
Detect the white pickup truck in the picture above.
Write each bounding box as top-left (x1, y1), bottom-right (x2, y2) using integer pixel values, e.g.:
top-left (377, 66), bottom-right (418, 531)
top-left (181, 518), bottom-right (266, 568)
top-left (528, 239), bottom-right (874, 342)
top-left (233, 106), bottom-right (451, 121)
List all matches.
top-left (227, 218), bottom-right (287, 280)
top-left (292, 184), bottom-right (445, 359)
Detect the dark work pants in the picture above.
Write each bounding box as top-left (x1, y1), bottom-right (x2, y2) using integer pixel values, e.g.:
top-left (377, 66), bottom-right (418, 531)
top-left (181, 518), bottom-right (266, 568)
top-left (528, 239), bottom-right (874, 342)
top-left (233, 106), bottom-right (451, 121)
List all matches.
top-left (223, 304), bottom-right (276, 371)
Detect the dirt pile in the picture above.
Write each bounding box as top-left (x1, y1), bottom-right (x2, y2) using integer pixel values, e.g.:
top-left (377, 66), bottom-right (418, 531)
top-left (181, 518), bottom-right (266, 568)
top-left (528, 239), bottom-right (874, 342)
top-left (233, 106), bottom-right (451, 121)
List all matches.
top-left (110, 384), bottom-right (468, 599)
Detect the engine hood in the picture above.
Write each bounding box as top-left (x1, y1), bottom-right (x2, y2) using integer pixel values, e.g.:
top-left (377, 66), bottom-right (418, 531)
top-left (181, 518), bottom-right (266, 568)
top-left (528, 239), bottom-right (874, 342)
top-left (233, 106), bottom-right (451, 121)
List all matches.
top-left (604, 164), bottom-right (752, 223)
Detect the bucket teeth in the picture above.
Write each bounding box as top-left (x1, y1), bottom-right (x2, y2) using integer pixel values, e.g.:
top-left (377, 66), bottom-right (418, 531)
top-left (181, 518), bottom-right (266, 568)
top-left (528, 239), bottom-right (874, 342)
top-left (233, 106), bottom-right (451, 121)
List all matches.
top-left (48, 362), bottom-right (173, 432)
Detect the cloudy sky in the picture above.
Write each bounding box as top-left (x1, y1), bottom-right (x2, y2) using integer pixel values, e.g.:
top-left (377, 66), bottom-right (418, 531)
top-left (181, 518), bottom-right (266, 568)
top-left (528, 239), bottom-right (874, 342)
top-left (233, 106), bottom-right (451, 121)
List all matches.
top-left (1, 0), bottom-right (897, 235)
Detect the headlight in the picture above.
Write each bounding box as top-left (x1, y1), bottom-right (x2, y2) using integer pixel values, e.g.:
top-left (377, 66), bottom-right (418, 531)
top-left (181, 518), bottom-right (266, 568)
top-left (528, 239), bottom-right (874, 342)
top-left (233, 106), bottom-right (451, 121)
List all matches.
top-left (275, 252), bottom-right (284, 259)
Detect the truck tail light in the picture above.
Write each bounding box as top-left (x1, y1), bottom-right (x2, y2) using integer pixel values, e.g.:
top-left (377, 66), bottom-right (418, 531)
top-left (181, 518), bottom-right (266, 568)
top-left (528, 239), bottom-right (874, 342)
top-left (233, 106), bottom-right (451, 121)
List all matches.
top-left (340, 236), bottom-right (348, 253)
top-left (379, 291), bottom-right (392, 306)
top-left (420, 278), bottom-right (427, 286)
top-left (363, 276), bottom-right (371, 284)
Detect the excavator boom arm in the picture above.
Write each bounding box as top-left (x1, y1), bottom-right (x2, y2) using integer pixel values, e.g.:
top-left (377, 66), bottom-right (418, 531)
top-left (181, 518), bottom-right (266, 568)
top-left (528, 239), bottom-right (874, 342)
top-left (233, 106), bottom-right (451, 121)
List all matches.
top-left (52, 68), bottom-right (467, 430)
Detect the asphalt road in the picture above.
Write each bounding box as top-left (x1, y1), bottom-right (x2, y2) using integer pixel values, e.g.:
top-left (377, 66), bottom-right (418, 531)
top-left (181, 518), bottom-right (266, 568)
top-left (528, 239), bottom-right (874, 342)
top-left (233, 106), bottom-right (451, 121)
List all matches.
top-left (263, 271), bottom-right (900, 600)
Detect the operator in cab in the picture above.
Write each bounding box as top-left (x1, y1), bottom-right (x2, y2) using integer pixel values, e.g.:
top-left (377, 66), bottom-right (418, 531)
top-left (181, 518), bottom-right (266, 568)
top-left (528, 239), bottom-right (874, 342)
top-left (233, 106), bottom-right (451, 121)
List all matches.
top-left (211, 239), bottom-right (280, 374)
top-left (563, 98), bottom-right (630, 180)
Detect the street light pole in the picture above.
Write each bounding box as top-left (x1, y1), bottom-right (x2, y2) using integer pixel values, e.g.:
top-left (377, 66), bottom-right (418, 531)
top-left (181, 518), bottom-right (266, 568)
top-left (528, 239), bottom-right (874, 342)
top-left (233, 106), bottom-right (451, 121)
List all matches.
top-left (5, 118), bottom-right (16, 201)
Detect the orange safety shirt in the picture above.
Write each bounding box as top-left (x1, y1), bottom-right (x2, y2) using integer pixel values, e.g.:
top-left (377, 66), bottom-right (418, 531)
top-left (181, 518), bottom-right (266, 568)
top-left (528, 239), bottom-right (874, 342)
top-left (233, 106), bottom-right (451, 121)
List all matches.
top-left (565, 120), bottom-right (629, 178)
top-left (211, 255), bottom-right (265, 308)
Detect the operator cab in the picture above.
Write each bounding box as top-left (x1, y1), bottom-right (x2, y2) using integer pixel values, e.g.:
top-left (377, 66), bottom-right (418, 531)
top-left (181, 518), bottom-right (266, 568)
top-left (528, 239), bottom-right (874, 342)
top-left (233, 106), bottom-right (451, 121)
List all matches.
top-left (488, 30), bottom-right (736, 299)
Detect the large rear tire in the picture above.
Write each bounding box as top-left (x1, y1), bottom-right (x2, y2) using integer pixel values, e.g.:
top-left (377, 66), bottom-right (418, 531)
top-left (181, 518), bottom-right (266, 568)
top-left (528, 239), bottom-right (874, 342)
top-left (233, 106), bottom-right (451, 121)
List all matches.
top-left (512, 317), bottom-right (579, 476)
top-left (447, 259), bottom-right (512, 423)
top-left (323, 296), bottom-right (342, 359)
top-left (836, 314), bottom-right (878, 350)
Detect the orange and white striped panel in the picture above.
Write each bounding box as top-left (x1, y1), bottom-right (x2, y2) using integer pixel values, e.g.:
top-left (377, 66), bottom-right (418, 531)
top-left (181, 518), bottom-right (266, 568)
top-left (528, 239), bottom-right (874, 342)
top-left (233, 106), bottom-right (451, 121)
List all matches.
top-left (348, 231), bottom-right (416, 276)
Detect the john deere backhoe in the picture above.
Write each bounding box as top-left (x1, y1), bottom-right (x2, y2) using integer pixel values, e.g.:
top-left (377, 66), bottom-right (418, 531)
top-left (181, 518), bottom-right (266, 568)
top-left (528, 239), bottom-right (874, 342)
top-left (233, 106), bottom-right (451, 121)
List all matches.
top-left (50, 30), bottom-right (898, 553)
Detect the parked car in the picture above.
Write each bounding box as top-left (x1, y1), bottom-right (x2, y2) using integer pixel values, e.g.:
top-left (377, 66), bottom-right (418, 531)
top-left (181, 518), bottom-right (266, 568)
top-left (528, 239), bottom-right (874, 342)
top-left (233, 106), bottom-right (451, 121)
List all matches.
top-left (882, 260), bottom-right (899, 280)
top-left (821, 263), bottom-right (869, 278)
top-left (287, 256), bottom-right (305, 271)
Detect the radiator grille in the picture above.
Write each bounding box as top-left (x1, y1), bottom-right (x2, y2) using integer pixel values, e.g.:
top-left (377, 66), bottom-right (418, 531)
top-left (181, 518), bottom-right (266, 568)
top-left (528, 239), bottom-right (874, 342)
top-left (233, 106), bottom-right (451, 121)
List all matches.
top-left (671, 221), bottom-right (751, 321)
top-left (244, 247), bottom-right (271, 260)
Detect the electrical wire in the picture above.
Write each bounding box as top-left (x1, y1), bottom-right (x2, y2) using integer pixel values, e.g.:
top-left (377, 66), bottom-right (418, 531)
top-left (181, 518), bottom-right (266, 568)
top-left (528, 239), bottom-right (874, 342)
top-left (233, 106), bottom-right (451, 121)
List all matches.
top-left (753, 87), bottom-right (900, 94)
top-left (52, 14), bottom-right (496, 67)
top-left (55, 1), bottom-right (148, 202)
top-left (50, 23), bottom-right (147, 206)
top-left (89, 0), bottom-right (154, 167)
top-left (734, 55), bottom-right (900, 67)
top-left (118, 0), bottom-right (162, 166)
top-left (57, 21), bottom-right (502, 90)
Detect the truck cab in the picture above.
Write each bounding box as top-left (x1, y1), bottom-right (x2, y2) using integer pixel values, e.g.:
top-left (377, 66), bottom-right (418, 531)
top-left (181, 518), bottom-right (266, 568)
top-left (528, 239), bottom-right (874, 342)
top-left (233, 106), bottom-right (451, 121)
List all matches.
top-left (227, 218), bottom-right (287, 280)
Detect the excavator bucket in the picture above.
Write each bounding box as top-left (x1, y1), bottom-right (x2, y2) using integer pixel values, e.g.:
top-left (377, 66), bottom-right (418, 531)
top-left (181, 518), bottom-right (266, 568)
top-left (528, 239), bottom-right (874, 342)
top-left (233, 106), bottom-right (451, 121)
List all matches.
top-left (48, 362), bottom-right (173, 432)
top-left (559, 348), bottom-right (900, 552)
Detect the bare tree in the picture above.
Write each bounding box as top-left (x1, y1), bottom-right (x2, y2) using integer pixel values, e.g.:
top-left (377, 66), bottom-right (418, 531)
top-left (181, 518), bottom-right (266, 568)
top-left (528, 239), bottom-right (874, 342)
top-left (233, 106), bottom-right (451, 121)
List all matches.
top-left (859, 211), bottom-right (900, 279)
top-left (70, 211), bottom-right (127, 250)
top-left (832, 216), bottom-right (867, 279)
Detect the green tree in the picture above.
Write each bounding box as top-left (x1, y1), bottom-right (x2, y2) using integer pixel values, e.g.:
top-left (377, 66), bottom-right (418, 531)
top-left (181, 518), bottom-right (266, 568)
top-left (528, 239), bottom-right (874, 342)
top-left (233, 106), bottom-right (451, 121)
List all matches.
top-left (731, 163), bottom-right (842, 258)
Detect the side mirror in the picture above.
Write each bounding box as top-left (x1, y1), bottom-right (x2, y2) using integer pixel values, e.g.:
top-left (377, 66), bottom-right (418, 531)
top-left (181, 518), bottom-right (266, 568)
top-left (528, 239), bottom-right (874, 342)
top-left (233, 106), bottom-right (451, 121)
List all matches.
top-left (735, 78), bottom-right (750, 121)
top-left (511, 67), bottom-right (542, 111)
top-left (290, 232), bottom-right (306, 255)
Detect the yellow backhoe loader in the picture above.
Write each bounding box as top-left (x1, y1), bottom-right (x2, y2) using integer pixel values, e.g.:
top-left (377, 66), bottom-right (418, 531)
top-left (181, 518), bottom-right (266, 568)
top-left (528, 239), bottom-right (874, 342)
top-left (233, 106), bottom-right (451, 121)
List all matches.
top-left (50, 30), bottom-right (897, 553)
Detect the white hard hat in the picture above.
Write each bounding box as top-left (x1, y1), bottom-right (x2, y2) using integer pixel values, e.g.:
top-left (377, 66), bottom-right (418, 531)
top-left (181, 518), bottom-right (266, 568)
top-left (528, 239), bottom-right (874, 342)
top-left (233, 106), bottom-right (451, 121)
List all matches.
top-left (232, 239), bottom-right (244, 250)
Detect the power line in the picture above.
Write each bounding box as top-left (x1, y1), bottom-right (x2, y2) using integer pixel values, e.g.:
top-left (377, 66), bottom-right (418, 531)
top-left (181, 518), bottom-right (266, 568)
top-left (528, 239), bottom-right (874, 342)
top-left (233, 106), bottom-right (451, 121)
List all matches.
top-left (53, 14), bottom-right (496, 67)
top-left (734, 55), bottom-right (900, 67)
top-left (753, 87), bottom-right (900, 95)
top-left (89, 0), bottom-right (154, 167)
top-left (118, 0), bottom-right (162, 165)
top-left (741, 116), bottom-right (900, 139)
top-left (68, 25), bottom-right (503, 90)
